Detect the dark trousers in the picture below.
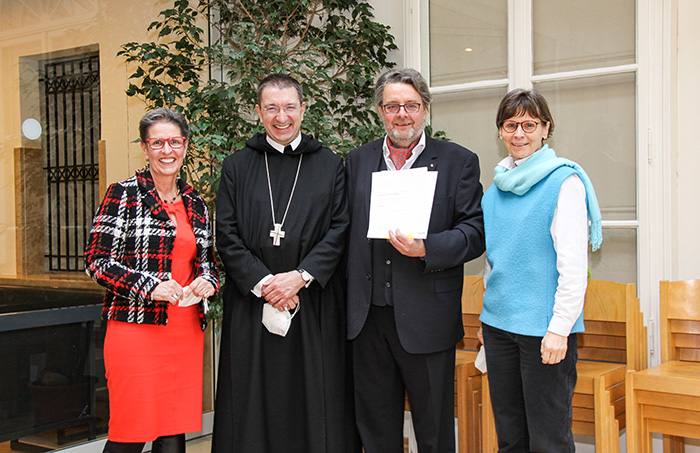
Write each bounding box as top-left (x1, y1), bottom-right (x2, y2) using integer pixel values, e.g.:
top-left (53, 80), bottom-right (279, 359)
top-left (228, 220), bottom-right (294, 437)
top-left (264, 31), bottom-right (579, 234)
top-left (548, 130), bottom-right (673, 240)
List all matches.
top-left (353, 305), bottom-right (456, 453)
top-left (482, 323), bottom-right (578, 453)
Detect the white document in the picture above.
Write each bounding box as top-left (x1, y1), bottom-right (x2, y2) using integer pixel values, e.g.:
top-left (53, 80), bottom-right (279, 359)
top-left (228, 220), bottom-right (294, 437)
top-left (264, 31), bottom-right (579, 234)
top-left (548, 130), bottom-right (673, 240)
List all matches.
top-left (367, 168), bottom-right (438, 239)
top-left (178, 286), bottom-right (202, 307)
top-left (475, 345), bottom-right (487, 373)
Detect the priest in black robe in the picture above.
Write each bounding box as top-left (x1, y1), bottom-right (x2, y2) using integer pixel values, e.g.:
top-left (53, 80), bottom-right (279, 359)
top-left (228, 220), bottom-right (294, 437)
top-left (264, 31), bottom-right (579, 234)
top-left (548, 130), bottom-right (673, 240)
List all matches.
top-left (212, 74), bottom-right (359, 453)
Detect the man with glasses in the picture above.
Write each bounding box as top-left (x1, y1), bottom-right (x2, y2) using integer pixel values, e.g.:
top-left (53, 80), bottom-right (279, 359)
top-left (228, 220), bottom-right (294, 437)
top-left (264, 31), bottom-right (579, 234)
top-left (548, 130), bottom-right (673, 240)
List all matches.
top-left (345, 68), bottom-right (485, 452)
top-left (213, 73), bottom-right (359, 452)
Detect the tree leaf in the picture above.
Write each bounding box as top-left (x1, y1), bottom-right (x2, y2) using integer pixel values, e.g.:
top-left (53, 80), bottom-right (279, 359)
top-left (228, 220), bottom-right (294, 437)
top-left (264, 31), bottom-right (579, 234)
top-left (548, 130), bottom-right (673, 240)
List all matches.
top-left (119, 0), bottom-right (399, 322)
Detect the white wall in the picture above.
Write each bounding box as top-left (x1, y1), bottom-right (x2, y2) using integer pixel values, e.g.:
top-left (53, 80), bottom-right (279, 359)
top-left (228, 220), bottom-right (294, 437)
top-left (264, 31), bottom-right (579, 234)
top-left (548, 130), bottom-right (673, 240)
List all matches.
top-left (663, 2), bottom-right (700, 449)
top-left (368, 0), bottom-right (407, 68)
top-left (674, 0), bottom-right (700, 282)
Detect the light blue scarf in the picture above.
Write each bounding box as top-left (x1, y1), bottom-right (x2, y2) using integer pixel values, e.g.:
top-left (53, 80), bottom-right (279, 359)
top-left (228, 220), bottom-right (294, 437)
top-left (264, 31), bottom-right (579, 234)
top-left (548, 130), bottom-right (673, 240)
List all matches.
top-left (494, 144), bottom-right (602, 251)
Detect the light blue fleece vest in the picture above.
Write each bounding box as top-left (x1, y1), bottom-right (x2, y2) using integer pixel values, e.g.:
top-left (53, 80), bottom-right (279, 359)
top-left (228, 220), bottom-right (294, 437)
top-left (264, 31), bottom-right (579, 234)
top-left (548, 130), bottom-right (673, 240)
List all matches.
top-left (480, 166), bottom-right (585, 337)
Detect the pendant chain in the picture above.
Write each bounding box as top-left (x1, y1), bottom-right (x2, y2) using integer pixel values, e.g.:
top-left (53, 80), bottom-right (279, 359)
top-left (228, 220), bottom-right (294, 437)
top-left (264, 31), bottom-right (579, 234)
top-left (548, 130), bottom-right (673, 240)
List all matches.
top-left (265, 152), bottom-right (303, 246)
top-left (160, 187), bottom-right (181, 204)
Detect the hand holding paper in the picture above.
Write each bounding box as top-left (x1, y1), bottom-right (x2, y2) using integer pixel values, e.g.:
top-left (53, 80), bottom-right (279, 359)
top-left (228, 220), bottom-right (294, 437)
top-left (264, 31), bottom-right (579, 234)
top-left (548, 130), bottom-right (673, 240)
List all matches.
top-left (178, 286), bottom-right (202, 307)
top-left (388, 229), bottom-right (425, 257)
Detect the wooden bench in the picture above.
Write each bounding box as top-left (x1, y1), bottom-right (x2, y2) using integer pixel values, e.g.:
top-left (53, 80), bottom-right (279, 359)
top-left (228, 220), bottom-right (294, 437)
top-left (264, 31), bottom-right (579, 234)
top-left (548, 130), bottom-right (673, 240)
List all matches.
top-left (480, 279), bottom-right (646, 452)
top-left (626, 279), bottom-right (700, 452)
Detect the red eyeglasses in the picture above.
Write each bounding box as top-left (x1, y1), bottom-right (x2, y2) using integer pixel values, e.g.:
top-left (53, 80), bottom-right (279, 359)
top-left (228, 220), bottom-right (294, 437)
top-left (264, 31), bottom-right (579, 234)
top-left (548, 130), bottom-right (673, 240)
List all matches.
top-left (145, 136), bottom-right (187, 150)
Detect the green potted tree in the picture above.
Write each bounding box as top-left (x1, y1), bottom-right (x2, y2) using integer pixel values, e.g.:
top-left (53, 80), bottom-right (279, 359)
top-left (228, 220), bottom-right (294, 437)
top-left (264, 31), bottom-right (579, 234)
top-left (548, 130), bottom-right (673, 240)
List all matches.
top-left (118, 0), bottom-right (397, 321)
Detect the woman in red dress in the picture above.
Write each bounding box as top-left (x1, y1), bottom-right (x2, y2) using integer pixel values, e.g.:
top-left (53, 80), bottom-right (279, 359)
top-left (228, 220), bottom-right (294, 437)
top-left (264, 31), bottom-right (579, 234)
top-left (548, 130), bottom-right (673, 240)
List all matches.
top-left (85, 108), bottom-right (219, 453)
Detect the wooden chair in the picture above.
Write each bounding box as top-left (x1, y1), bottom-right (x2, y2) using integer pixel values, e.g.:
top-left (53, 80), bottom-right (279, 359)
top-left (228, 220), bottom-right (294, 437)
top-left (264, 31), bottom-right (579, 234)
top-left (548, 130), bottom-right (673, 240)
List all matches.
top-left (480, 279), bottom-right (646, 453)
top-left (574, 279), bottom-right (646, 452)
top-left (626, 279), bottom-right (700, 453)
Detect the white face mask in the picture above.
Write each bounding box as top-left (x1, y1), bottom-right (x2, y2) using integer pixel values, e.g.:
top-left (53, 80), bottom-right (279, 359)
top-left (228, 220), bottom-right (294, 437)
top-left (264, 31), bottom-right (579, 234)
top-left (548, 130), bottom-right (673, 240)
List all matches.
top-left (262, 302), bottom-right (300, 337)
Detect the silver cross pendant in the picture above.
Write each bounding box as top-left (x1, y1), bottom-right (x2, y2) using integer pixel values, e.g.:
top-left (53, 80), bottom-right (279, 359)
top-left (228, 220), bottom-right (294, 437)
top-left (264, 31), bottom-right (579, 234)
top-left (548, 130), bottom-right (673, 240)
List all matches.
top-left (270, 223), bottom-right (285, 246)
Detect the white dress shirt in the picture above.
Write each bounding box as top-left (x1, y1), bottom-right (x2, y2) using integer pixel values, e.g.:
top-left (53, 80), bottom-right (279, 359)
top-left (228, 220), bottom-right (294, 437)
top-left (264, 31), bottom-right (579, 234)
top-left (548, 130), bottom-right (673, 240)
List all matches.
top-left (484, 153), bottom-right (588, 337)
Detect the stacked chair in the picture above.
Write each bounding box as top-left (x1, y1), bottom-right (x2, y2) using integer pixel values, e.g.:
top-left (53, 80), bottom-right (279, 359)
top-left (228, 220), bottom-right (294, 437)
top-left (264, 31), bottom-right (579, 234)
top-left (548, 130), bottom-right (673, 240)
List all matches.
top-left (480, 279), bottom-right (647, 452)
top-left (626, 279), bottom-right (700, 452)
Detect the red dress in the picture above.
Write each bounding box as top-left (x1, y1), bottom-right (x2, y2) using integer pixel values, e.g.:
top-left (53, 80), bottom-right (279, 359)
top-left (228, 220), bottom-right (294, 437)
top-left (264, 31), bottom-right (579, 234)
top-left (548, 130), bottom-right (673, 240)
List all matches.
top-left (104, 200), bottom-right (204, 442)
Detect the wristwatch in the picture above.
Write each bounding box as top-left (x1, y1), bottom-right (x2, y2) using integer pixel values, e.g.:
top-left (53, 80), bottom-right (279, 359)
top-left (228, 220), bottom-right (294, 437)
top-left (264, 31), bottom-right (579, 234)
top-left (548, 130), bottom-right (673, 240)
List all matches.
top-left (297, 268), bottom-right (313, 287)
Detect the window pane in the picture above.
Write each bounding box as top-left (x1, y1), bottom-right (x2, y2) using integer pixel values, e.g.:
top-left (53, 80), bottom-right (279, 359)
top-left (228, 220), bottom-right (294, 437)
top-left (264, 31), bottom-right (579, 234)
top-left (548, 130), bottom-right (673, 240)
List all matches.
top-left (534, 73), bottom-right (637, 221)
top-left (533, 0), bottom-right (635, 74)
top-left (429, 0), bottom-right (507, 86)
top-left (464, 229), bottom-right (637, 283)
top-left (431, 87), bottom-right (506, 278)
top-left (464, 254), bottom-right (486, 277)
top-left (431, 87), bottom-right (508, 187)
top-left (590, 228), bottom-right (637, 285)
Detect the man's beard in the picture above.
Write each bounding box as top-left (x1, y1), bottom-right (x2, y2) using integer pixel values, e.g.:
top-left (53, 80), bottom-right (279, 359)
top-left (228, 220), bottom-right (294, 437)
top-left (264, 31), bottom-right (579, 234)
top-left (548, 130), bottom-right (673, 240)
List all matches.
top-left (388, 121), bottom-right (424, 147)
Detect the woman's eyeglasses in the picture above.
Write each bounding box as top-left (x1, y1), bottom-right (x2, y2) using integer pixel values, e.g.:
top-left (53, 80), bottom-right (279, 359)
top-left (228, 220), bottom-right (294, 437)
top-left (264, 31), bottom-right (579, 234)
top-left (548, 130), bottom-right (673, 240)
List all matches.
top-left (145, 136), bottom-right (187, 150)
top-left (501, 121), bottom-right (540, 134)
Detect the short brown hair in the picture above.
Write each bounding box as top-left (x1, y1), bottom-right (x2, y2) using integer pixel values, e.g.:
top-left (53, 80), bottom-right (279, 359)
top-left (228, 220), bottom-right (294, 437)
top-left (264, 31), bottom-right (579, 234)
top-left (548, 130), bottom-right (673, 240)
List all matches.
top-left (257, 73), bottom-right (304, 105)
top-left (496, 89), bottom-right (555, 136)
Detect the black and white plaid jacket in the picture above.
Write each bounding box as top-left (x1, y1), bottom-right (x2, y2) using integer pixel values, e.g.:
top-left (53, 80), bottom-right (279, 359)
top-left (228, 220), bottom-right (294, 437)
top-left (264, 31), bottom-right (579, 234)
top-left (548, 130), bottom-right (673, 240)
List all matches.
top-left (84, 169), bottom-right (219, 330)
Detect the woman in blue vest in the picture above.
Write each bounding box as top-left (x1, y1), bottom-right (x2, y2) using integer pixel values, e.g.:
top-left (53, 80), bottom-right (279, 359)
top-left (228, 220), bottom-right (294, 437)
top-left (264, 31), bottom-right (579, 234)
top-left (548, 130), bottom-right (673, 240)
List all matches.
top-left (479, 89), bottom-right (602, 452)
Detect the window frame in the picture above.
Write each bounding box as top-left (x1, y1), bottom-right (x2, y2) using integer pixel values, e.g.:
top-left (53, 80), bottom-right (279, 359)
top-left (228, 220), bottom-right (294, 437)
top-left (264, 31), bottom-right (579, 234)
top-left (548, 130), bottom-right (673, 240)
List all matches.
top-left (411, 0), bottom-right (671, 366)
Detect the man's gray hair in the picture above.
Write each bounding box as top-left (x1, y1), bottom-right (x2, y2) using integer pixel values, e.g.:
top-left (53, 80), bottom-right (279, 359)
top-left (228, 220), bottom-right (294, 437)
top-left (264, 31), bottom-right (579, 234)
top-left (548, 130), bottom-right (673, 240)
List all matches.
top-left (374, 68), bottom-right (432, 106)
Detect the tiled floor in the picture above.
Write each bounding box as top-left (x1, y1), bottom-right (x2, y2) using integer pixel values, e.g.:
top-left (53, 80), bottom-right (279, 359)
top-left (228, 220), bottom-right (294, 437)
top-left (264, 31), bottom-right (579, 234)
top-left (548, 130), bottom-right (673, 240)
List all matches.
top-left (185, 435), bottom-right (414, 453)
top-left (186, 435), bottom-right (211, 453)
top-left (0, 436), bottom-right (212, 453)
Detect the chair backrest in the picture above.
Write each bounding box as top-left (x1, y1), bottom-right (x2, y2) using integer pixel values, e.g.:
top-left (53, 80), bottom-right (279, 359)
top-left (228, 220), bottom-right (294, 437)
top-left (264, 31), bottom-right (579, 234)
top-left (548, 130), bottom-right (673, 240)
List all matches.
top-left (459, 275), bottom-right (485, 351)
top-left (461, 277), bottom-right (647, 371)
top-left (660, 279), bottom-right (700, 363)
top-left (577, 280), bottom-right (647, 371)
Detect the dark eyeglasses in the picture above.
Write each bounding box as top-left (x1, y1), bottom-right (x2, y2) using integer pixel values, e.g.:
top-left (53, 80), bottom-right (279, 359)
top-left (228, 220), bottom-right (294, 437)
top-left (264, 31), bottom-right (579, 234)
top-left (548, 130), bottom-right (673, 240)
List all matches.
top-left (145, 136), bottom-right (187, 150)
top-left (380, 103), bottom-right (423, 114)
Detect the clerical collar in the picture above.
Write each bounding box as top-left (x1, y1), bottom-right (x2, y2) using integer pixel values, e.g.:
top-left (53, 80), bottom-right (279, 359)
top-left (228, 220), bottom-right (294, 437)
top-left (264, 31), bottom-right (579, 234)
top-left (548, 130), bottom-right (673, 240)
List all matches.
top-left (266, 134), bottom-right (302, 154)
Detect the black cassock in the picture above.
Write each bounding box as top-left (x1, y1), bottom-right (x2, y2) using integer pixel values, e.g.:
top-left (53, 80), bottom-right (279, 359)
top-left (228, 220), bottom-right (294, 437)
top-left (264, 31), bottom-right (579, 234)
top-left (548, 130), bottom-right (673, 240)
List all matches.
top-left (212, 133), bottom-right (360, 453)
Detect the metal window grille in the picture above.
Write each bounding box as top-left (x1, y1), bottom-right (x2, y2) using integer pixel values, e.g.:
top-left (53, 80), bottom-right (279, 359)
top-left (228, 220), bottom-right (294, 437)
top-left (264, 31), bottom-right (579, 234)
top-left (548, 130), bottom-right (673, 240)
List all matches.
top-left (41, 54), bottom-right (101, 272)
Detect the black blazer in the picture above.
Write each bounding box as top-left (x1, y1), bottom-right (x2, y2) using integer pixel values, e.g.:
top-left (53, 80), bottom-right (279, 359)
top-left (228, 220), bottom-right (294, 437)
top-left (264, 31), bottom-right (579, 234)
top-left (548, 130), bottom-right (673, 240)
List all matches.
top-left (345, 136), bottom-right (485, 354)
